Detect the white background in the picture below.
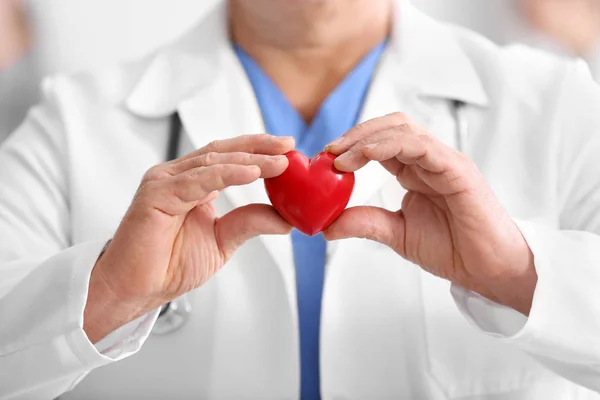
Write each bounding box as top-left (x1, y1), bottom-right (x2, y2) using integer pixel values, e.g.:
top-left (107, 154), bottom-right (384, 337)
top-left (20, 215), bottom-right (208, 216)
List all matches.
top-left (25, 0), bottom-right (218, 75)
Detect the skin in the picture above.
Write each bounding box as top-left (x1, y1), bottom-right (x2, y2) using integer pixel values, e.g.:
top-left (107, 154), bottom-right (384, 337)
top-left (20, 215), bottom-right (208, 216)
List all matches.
top-left (522, 0), bottom-right (600, 57)
top-left (323, 113), bottom-right (537, 316)
top-left (86, 0), bottom-right (537, 343)
top-left (229, 0), bottom-right (392, 122)
top-left (86, 0), bottom-right (393, 343)
top-left (85, 135), bottom-right (296, 343)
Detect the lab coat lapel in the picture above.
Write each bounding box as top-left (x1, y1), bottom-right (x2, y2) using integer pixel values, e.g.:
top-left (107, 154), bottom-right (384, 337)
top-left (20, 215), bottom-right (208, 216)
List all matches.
top-left (180, 50), bottom-right (299, 331)
top-left (348, 54), bottom-right (423, 209)
top-left (127, 2), bottom-right (298, 326)
top-left (345, 0), bottom-right (489, 209)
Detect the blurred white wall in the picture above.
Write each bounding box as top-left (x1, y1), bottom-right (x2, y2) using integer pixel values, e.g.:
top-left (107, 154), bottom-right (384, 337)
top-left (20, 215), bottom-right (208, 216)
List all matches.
top-left (24, 0), bottom-right (529, 78)
top-left (410, 0), bottom-right (528, 45)
top-left (19, 0), bottom-right (538, 77)
top-left (26, 0), bottom-right (219, 76)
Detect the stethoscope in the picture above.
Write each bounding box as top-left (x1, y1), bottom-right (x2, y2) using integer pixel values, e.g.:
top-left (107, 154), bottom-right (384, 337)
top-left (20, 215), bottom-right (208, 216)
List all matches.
top-left (152, 100), bottom-right (469, 335)
top-left (151, 112), bottom-right (193, 335)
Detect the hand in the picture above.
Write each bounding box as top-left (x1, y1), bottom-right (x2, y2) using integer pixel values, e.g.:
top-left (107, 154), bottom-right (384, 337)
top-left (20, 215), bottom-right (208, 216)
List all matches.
top-left (84, 134), bottom-right (295, 342)
top-left (323, 113), bottom-right (537, 315)
top-left (522, 0), bottom-right (600, 57)
top-left (0, 0), bottom-right (31, 70)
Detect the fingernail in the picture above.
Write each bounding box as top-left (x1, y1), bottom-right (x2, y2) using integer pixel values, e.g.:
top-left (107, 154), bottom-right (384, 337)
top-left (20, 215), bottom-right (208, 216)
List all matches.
top-left (327, 137), bottom-right (344, 148)
top-left (280, 136), bottom-right (295, 141)
top-left (274, 155), bottom-right (287, 161)
top-left (364, 143), bottom-right (377, 150)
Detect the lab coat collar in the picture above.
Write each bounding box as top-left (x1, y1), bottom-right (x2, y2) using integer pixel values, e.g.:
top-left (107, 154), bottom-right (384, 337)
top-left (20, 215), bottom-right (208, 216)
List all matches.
top-left (125, 0), bottom-right (490, 117)
top-left (391, 0), bottom-right (489, 107)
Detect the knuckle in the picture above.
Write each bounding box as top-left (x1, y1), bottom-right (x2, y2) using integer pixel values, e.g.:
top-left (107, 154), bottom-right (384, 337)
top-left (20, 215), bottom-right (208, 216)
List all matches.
top-left (357, 138), bottom-right (372, 148)
top-left (138, 179), bottom-right (163, 199)
top-left (391, 131), bottom-right (405, 142)
top-left (388, 111), bottom-right (408, 124)
top-left (253, 133), bottom-right (271, 141)
top-left (354, 120), bottom-right (372, 132)
top-left (247, 134), bottom-right (265, 145)
top-left (460, 153), bottom-right (478, 170)
top-left (202, 151), bottom-right (220, 165)
top-left (205, 166), bottom-right (227, 188)
top-left (185, 167), bottom-right (202, 181)
top-left (204, 140), bottom-right (221, 153)
top-left (142, 165), bottom-right (166, 182)
top-left (180, 168), bottom-right (212, 191)
top-left (397, 122), bottom-right (413, 133)
top-left (418, 133), bottom-right (435, 146)
top-left (245, 153), bottom-right (262, 164)
top-left (234, 134), bottom-right (260, 153)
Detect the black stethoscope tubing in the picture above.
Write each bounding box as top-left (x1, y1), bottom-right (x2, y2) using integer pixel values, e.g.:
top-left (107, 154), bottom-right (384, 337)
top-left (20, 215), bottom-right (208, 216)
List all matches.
top-left (158, 112), bottom-right (183, 319)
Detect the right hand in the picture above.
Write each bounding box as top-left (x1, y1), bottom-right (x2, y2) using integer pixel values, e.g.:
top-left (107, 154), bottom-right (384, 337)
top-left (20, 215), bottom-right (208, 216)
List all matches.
top-left (85, 134), bottom-right (295, 342)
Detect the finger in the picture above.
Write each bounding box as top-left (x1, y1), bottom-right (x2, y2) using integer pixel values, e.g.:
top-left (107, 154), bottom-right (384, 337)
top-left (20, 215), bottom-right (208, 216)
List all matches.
top-left (413, 162), bottom-right (479, 197)
top-left (174, 134), bottom-right (295, 164)
top-left (333, 127), bottom-right (423, 172)
top-left (380, 158), bottom-right (403, 176)
top-left (323, 206), bottom-right (406, 255)
top-left (324, 112), bottom-right (413, 155)
top-left (335, 128), bottom-right (458, 175)
top-left (171, 164), bottom-right (262, 203)
top-left (216, 204), bottom-right (293, 260)
top-left (168, 152), bottom-right (289, 178)
top-left (401, 167), bottom-right (445, 197)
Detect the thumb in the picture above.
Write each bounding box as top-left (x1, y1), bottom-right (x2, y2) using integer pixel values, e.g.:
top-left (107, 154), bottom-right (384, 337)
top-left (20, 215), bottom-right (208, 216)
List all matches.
top-left (323, 206), bottom-right (405, 253)
top-left (216, 204), bottom-right (292, 259)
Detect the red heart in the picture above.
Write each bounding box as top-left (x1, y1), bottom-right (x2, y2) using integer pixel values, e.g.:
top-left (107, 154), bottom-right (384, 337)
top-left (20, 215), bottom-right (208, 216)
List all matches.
top-left (264, 151), bottom-right (355, 236)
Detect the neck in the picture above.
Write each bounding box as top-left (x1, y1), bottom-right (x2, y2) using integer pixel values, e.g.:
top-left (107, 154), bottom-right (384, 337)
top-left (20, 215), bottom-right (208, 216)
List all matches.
top-left (229, 0), bottom-right (393, 122)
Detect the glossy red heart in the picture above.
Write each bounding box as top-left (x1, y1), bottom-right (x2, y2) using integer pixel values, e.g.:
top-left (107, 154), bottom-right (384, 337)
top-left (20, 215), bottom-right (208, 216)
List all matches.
top-left (264, 151), bottom-right (355, 236)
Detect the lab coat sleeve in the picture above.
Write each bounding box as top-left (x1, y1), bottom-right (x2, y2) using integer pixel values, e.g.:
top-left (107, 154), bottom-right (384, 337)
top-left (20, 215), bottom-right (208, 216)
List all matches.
top-left (0, 79), bottom-right (156, 400)
top-left (452, 60), bottom-right (600, 392)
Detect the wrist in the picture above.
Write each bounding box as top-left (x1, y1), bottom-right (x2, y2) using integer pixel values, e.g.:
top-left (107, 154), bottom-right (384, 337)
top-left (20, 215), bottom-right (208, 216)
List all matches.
top-left (480, 251), bottom-right (538, 316)
top-left (83, 242), bottom-right (154, 344)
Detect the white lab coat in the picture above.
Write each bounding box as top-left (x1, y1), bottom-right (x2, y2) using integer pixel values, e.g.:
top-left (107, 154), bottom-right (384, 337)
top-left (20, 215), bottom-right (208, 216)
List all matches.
top-left (1, 1), bottom-right (600, 399)
top-left (0, 53), bottom-right (39, 142)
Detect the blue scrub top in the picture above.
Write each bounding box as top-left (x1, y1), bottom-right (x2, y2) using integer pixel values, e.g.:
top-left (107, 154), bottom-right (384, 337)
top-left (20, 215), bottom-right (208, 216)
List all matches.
top-left (235, 41), bottom-right (386, 400)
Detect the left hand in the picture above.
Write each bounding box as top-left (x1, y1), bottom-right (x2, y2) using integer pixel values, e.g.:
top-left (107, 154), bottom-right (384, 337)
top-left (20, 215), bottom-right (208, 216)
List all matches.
top-left (324, 113), bottom-right (538, 315)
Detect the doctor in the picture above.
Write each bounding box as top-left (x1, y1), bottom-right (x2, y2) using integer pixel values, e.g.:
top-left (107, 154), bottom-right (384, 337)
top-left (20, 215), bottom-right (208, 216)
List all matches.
top-left (1, 0), bottom-right (600, 399)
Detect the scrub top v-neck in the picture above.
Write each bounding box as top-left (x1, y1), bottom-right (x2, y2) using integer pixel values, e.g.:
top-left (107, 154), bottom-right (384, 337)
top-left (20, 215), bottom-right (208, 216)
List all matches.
top-left (235, 41), bottom-right (387, 400)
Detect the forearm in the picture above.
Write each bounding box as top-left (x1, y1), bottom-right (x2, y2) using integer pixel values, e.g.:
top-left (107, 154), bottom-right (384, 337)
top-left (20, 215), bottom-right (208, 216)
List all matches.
top-left (84, 266), bottom-right (148, 344)
top-left (453, 221), bottom-right (600, 392)
top-left (475, 240), bottom-right (538, 317)
top-left (83, 241), bottom-right (160, 344)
